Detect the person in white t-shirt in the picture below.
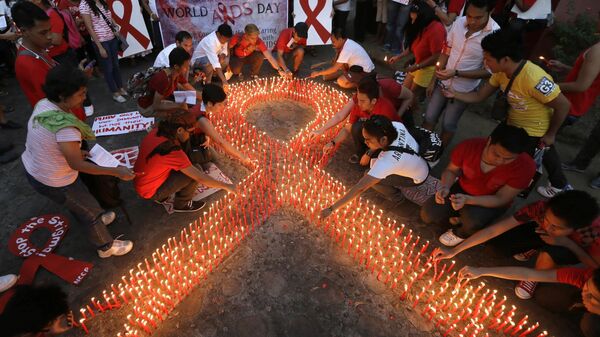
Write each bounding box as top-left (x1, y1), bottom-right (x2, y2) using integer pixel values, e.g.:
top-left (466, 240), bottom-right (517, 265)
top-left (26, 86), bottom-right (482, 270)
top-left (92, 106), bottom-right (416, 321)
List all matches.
top-left (309, 29), bottom-right (375, 89)
top-left (320, 115), bottom-right (429, 218)
top-left (192, 24), bottom-right (233, 89)
top-left (423, 0), bottom-right (499, 146)
top-left (508, 0), bottom-right (552, 58)
top-left (332, 0), bottom-right (351, 34)
top-left (154, 30), bottom-right (193, 68)
top-left (22, 65), bottom-right (136, 258)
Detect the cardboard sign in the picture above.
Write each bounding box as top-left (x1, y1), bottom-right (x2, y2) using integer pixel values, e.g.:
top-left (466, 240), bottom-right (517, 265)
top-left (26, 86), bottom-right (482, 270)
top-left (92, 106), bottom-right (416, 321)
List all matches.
top-left (111, 146), bottom-right (140, 168)
top-left (294, 0), bottom-right (332, 45)
top-left (108, 0), bottom-right (153, 58)
top-left (156, 0), bottom-right (288, 50)
top-left (92, 111), bottom-right (154, 137)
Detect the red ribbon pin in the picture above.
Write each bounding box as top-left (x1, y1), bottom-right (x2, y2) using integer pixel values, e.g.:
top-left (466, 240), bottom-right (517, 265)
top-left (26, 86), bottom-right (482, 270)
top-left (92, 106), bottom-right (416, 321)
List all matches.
top-left (109, 0), bottom-right (151, 50)
top-left (299, 0), bottom-right (331, 44)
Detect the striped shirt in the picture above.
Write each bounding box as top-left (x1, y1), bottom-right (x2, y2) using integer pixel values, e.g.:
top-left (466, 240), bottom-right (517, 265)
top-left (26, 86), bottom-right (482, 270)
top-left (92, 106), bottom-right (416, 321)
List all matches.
top-left (79, 0), bottom-right (115, 42)
top-left (22, 99), bottom-right (82, 187)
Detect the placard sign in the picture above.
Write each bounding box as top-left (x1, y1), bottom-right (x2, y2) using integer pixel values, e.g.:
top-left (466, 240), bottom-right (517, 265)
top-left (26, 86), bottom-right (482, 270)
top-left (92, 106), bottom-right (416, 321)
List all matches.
top-left (92, 111), bottom-right (155, 137)
top-left (294, 0), bottom-right (332, 45)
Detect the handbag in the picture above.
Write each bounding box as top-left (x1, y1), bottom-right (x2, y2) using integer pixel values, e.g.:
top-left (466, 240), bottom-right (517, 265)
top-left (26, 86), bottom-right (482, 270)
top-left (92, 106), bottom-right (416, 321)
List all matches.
top-left (491, 60), bottom-right (526, 121)
top-left (97, 7), bottom-right (129, 52)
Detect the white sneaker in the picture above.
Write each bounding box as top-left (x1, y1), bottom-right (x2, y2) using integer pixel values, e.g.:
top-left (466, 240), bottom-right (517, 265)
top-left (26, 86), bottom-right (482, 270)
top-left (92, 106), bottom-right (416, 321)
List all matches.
top-left (97, 239), bottom-right (133, 258)
top-left (112, 95), bottom-right (127, 103)
top-left (0, 274), bottom-right (18, 293)
top-left (513, 249), bottom-right (538, 262)
top-left (536, 183), bottom-right (573, 198)
top-left (439, 229), bottom-right (464, 247)
top-left (84, 105), bottom-right (94, 117)
top-left (100, 211), bottom-right (116, 226)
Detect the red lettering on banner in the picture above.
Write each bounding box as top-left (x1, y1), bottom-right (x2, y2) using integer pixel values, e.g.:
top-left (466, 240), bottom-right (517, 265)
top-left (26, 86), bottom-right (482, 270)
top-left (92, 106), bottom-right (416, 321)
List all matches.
top-left (299, 0), bottom-right (330, 44)
top-left (109, 0), bottom-right (151, 50)
top-left (0, 215), bottom-right (93, 310)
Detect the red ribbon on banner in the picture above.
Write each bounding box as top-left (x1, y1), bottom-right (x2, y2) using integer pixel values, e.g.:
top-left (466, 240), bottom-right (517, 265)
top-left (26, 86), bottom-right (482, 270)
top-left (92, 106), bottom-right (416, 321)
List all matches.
top-left (299, 0), bottom-right (330, 43)
top-left (218, 2), bottom-right (235, 25)
top-left (110, 0), bottom-right (151, 49)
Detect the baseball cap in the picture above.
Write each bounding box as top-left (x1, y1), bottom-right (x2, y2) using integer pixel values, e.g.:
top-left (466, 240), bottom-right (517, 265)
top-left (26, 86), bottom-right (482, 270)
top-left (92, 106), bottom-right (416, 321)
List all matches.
top-left (294, 22), bottom-right (309, 39)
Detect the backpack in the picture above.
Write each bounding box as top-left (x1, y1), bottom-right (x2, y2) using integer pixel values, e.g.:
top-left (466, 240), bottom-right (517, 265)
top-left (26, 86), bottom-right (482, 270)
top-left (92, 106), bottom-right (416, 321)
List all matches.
top-left (126, 67), bottom-right (165, 98)
top-left (49, 7), bottom-right (82, 49)
top-left (385, 126), bottom-right (443, 167)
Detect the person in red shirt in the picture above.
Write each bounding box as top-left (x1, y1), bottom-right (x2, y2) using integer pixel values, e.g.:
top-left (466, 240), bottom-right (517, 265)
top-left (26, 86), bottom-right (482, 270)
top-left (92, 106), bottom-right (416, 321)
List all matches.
top-left (229, 24), bottom-right (288, 80)
top-left (388, 3), bottom-right (446, 127)
top-left (457, 266), bottom-right (600, 337)
top-left (273, 22), bottom-right (308, 76)
top-left (137, 47), bottom-right (199, 118)
top-left (134, 111), bottom-right (236, 213)
top-left (421, 124), bottom-right (535, 245)
top-left (312, 77), bottom-right (400, 164)
top-left (424, 0), bottom-right (466, 27)
top-left (434, 190), bottom-right (600, 299)
top-left (30, 0), bottom-right (77, 65)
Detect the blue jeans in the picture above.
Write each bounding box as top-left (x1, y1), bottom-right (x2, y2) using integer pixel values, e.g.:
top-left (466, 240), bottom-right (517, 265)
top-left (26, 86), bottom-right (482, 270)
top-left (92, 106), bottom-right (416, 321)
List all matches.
top-left (93, 38), bottom-right (124, 93)
top-left (385, 1), bottom-right (410, 52)
top-left (25, 172), bottom-right (113, 248)
top-left (424, 85), bottom-right (469, 133)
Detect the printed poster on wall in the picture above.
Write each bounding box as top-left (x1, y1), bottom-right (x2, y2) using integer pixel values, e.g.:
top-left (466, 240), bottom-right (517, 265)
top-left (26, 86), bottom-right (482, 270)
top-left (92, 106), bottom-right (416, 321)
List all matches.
top-left (156, 0), bottom-right (288, 49)
top-left (293, 0), bottom-right (332, 45)
top-left (108, 0), bottom-right (153, 58)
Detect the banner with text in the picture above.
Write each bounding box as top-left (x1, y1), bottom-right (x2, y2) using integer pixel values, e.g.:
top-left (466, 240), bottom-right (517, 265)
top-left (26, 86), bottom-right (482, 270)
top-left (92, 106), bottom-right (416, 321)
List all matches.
top-left (294, 0), bottom-right (332, 45)
top-left (92, 111), bottom-right (155, 137)
top-left (156, 0), bottom-right (288, 49)
top-left (108, 0), bottom-right (153, 58)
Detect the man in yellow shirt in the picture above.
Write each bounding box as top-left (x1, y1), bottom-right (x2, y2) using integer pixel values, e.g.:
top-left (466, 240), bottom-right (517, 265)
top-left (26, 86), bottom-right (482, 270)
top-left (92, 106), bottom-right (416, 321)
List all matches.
top-left (444, 29), bottom-right (572, 195)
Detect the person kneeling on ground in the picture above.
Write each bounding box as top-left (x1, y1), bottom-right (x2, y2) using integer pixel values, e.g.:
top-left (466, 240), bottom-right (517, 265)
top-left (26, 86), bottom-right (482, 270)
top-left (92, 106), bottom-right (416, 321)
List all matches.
top-left (312, 77), bottom-right (400, 164)
top-left (229, 24), bottom-right (289, 80)
top-left (138, 47), bottom-right (200, 118)
top-left (0, 284), bottom-right (73, 337)
top-left (134, 111), bottom-right (237, 213)
top-left (22, 65), bottom-right (135, 258)
top-left (320, 115), bottom-right (429, 218)
top-left (434, 190), bottom-right (600, 299)
top-left (421, 123), bottom-right (535, 247)
top-left (192, 23), bottom-right (232, 89)
top-left (273, 22), bottom-right (308, 76)
top-left (458, 266), bottom-right (600, 337)
top-left (154, 30), bottom-right (194, 68)
top-left (186, 84), bottom-right (253, 168)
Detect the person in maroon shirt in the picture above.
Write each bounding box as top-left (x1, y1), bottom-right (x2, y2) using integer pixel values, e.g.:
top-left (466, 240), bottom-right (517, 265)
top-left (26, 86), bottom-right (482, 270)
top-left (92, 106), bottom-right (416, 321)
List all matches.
top-left (312, 77), bottom-right (400, 164)
top-left (421, 124), bottom-right (535, 245)
top-left (229, 24), bottom-right (288, 80)
top-left (137, 47), bottom-right (199, 118)
top-left (273, 22), bottom-right (308, 76)
top-left (434, 190), bottom-right (600, 299)
top-left (0, 284), bottom-right (73, 337)
top-left (458, 266), bottom-right (600, 337)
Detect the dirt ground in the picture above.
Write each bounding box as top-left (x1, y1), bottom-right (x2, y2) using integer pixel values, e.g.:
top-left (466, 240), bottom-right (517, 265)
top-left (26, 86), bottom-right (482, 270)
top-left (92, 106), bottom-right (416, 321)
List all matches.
top-left (0, 36), bottom-right (598, 337)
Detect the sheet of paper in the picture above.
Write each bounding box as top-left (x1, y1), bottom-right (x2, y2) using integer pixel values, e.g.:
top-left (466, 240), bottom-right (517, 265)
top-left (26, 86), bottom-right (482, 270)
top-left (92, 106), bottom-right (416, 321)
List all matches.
top-left (0, 16), bottom-right (7, 30)
top-left (89, 144), bottom-right (121, 168)
top-left (174, 91), bottom-right (196, 105)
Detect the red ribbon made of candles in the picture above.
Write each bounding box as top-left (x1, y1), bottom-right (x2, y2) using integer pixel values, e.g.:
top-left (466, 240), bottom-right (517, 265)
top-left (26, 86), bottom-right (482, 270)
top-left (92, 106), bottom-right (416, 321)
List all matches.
top-left (299, 0), bottom-right (330, 43)
top-left (109, 0), bottom-right (151, 49)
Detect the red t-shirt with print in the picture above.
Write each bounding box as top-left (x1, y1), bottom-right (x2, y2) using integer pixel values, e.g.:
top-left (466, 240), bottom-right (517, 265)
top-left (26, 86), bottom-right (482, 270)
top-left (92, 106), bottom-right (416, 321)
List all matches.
top-left (513, 200), bottom-right (600, 258)
top-left (274, 28), bottom-right (306, 54)
top-left (348, 95), bottom-right (399, 124)
top-left (556, 267), bottom-right (594, 289)
top-left (230, 33), bottom-right (268, 58)
top-left (378, 78), bottom-right (403, 110)
top-left (46, 8), bottom-right (69, 58)
top-left (137, 70), bottom-right (189, 109)
top-left (450, 138), bottom-right (536, 196)
top-left (134, 128), bottom-right (192, 199)
top-left (410, 21), bottom-right (446, 64)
